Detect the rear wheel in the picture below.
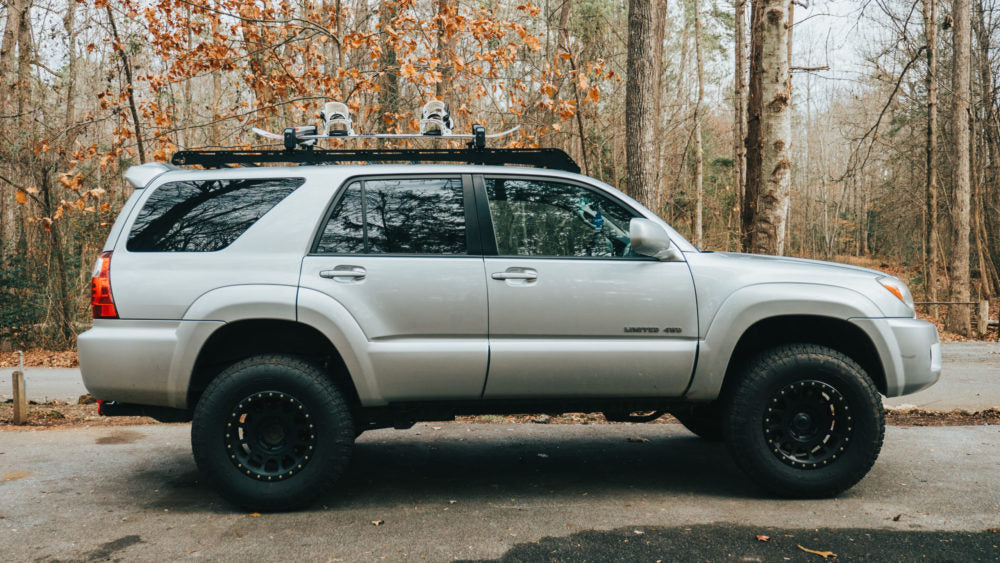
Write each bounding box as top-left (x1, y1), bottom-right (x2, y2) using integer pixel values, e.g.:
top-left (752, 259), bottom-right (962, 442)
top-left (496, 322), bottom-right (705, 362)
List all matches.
top-left (723, 344), bottom-right (884, 498)
top-left (191, 355), bottom-right (354, 511)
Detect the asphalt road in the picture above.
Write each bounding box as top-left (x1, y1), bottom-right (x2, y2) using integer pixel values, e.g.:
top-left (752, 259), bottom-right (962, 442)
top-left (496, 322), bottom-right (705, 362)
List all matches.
top-left (3, 341), bottom-right (998, 409)
top-left (1, 423), bottom-right (998, 561)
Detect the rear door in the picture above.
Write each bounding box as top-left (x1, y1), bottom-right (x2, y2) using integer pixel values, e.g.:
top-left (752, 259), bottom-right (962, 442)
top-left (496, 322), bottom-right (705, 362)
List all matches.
top-left (478, 175), bottom-right (698, 399)
top-left (299, 174), bottom-right (489, 401)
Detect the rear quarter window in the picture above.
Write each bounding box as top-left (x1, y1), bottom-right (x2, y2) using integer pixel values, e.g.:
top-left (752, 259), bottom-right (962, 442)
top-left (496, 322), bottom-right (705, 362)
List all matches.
top-left (127, 177), bottom-right (304, 252)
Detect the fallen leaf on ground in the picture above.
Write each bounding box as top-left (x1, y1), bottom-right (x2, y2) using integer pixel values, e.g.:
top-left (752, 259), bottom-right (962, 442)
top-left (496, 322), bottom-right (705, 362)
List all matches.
top-left (248, 512), bottom-right (261, 518)
top-left (892, 514), bottom-right (902, 522)
top-left (756, 535), bottom-right (771, 542)
top-left (1, 472), bottom-right (33, 482)
top-left (987, 527), bottom-right (1000, 533)
top-left (797, 544), bottom-right (836, 559)
top-left (371, 519), bottom-right (384, 526)
top-left (627, 436), bottom-right (649, 443)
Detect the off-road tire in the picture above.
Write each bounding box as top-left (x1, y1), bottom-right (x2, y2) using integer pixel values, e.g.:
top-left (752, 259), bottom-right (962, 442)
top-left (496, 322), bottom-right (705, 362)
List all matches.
top-left (191, 354), bottom-right (355, 511)
top-left (671, 403), bottom-right (725, 442)
top-left (723, 344), bottom-right (884, 498)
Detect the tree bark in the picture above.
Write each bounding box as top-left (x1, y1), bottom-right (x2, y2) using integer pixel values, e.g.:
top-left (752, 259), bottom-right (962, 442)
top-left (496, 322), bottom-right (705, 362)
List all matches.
top-left (946, 0), bottom-right (972, 335)
top-left (742, 0), bottom-right (764, 250)
top-left (15, 0), bottom-right (32, 129)
top-left (923, 0), bottom-right (939, 311)
top-left (435, 0), bottom-right (457, 98)
top-left (106, 5), bottom-right (146, 163)
top-left (378, 0), bottom-right (400, 133)
top-left (625, 0), bottom-right (661, 210)
top-left (748, 0), bottom-right (792, 255)
top-left (693, 0), bottom-right (705, 247)
top-left (733, 0), bottom-right (748, 242)
top-left (63, 0), bottom-right (78, 131)
top-left (0, 0), bottom-right (26, 113)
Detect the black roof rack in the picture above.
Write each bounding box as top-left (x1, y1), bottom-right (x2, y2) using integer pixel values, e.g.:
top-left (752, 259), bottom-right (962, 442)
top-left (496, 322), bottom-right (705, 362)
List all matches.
top-left (169, 147), bottom-right (581, 174)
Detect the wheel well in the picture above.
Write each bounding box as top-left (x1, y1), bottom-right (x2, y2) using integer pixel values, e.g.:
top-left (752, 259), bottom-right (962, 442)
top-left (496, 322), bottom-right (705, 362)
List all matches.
top-left (720, 315), bottom-right (887, 396)
top-left (187, 319), bottom-right (359, 409)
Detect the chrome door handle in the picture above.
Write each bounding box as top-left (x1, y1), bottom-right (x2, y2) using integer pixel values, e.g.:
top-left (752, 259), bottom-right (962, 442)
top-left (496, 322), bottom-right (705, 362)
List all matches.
top-left (491, 271), bottom-right (537, 281)
top-left (320, 267), bottom-right (366, 280)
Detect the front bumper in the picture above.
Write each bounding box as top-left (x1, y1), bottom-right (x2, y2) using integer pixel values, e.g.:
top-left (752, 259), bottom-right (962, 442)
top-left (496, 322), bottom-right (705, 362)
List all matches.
top-left (850, 317), bottom-right (941, 397)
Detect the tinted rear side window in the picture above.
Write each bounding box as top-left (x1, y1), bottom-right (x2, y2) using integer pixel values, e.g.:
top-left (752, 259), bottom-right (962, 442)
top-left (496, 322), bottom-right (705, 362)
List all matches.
top-left (315, 178), bottom-right (467, 255)
top-left (127, 178), bottom-right (304, 252)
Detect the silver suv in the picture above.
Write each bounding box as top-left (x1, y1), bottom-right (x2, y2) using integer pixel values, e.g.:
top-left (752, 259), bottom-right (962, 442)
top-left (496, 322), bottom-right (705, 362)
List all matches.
top-left (79, 157), bottom-right (940, 510)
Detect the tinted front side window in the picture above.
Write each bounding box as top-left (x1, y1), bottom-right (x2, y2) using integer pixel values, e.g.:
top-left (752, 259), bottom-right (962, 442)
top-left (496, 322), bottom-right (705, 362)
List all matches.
top-left (127, 178), bottom-right (304, 252)
top-left (316, 178), bottom-right (466, 255)
top-left (486, 178), bottom-right (636, 258)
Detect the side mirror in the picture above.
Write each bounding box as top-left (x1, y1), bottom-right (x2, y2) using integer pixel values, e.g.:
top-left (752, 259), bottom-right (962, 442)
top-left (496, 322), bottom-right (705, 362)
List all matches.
top-left (630, 219), bottom-right (681, 261)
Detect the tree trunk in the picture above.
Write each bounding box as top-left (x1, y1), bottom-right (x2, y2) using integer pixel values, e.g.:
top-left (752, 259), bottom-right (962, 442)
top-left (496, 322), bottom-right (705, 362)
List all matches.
top-left (748, 0), bottom-right (792, 255)
top-left (693, 0), bottom-right (705, 247)
top-left (435, 0), bottom-right (458, 99)
top-left (733, 0), bottom-right (748, 245)
top-left (625, 0), bottom-right (661, 210)
top-left (742, 0), bottom-right (764, 251)
top-left (0, 0), bottom-right (26, 113)
top-left (378, 0), bottom-right (400, 133)
top-left (923, 0), bottom-right (939, 311)
top-left (15, 0), bottom-right (32, 130)
top-left (106, 5), bottom-right (146, 163)
top-left (63, 0), bottom-right (78, 130)
top-left (973, 0), bottom-right (999, 296)
top-left (946, 0), bottom-right (972, 335)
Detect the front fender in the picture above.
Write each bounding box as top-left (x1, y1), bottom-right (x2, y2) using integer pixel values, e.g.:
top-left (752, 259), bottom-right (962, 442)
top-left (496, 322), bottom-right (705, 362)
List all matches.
top-left (684, 283), bottom-right (884, 400)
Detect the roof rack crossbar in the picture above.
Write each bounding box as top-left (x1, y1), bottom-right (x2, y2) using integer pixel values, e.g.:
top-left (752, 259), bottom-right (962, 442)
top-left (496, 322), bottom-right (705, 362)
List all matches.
top-left (170, 148), bottom-right (580, 174)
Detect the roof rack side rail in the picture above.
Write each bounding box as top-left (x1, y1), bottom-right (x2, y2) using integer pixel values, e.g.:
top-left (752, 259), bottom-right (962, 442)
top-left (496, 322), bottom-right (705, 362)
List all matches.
top-left (169, 148), bottom-right (581, 174)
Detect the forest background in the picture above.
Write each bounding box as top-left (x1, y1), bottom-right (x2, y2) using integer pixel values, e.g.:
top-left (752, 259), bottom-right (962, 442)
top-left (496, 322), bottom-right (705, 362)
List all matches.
top-left (0, 0), bottom-right (997, 351)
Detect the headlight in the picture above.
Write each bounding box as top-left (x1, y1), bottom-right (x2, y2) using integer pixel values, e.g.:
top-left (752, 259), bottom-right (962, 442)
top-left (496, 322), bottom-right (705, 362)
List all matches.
top-left (877, 276), bottom-right (914, 311)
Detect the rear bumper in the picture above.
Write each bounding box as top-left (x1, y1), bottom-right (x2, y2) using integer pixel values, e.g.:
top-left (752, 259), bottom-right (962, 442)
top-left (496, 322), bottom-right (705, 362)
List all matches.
top-left (850, 317), bottom-right (941, 397)
top-left (78, 319), bottom-right (221, 408)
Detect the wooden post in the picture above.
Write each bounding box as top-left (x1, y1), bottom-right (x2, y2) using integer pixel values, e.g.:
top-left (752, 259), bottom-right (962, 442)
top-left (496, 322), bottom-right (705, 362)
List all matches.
top-left (12, 370), bottom-right (26, 424)
top-left (978, 300), bottom-right (990, 337)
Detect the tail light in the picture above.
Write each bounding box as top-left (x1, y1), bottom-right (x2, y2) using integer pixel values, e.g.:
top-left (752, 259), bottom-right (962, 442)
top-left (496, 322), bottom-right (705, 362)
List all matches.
top-left (91, 251), bottom-right (118, 319)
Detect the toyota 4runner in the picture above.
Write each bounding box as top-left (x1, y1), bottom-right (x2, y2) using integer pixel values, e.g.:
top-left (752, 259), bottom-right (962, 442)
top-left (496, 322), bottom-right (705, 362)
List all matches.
top-left (79, 148), bottom-right (941, 510)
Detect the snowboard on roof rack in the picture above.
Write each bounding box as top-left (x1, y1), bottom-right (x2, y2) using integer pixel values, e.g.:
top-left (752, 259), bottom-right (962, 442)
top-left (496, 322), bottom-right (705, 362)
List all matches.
top-left (170, 100), bottom-right (580, 173)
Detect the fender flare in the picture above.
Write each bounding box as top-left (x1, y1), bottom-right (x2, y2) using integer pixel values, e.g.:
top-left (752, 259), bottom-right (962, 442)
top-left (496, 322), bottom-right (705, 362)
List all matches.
top-left (296, 286), bottom-right (386, 406)
top-left (685, 283), bottom-right (888, 400)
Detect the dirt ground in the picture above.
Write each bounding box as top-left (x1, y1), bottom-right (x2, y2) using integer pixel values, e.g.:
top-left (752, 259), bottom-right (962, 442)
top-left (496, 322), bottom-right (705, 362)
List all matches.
top-left (3, 401), bottom-right (998, 430)
top-left (0, 350), bottom-right (78, 368)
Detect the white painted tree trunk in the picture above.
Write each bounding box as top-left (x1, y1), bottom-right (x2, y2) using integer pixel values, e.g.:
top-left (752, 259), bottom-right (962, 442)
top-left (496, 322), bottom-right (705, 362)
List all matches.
top-left (947, 0), bottom-right (972, 335)
top-left (749, 0), bottom-right (792, 255)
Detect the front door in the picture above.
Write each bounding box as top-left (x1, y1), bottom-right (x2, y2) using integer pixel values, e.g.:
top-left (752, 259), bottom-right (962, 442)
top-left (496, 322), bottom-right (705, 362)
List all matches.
top-left (300, 175), bottom-right (488, 401)
top-left (479, 176), bottom-right (698, 399)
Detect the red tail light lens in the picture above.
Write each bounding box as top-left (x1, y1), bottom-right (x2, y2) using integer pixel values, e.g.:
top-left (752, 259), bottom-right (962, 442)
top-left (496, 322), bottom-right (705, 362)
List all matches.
top-left (91, 251), bottom-right (118, 319)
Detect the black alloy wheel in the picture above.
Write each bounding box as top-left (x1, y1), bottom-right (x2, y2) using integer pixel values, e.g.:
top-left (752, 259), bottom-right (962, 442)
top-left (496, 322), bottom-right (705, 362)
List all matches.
top-left (192, 355), bottom-right (354, 511)
top-left (763, 380), bottom-right (851, 469)
top-left (225, 391), bottom-right (317, 482)
top-left (723, 344), bottom-right (884, 498)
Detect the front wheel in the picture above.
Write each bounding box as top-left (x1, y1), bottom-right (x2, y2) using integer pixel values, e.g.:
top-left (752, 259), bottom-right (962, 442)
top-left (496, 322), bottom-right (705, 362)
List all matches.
top-left (191, 355), bottom-right (355, 511)
top-left (723, 344), bottom-right (884, 498)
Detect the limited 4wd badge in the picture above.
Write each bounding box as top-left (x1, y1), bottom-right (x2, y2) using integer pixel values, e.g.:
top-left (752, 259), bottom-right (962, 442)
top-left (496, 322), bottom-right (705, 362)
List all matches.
top-left (624, 327), bottom-right (682, 334)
